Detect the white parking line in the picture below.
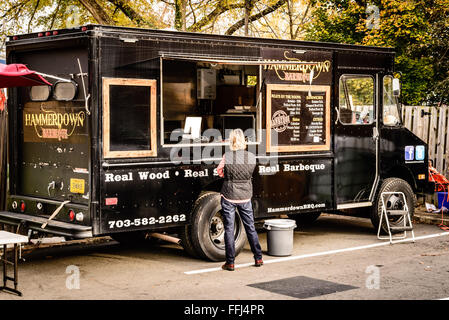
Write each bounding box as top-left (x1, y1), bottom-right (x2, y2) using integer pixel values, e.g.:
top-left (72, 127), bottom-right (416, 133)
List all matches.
top-left (184, 231), bottom-right (449, 275)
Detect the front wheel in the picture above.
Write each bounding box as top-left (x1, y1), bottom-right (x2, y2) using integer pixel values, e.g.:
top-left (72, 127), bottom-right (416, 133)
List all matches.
top-left (370, 178), bottom-right (415, 234)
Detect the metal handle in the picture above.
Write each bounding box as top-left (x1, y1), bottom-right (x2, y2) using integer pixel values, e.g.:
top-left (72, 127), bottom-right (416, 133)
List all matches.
top-left (47, 181), bottom-right (55, 196)
top-left (372, 126), bottom-right (379, 141)
top-left (335, 107), bottom-right (340, 124)
top-left (77, 58), bottom-right (91, 115)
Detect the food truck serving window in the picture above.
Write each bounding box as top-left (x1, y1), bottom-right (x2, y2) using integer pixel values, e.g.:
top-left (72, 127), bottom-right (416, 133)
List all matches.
top-left (161, 57), bottom-right (262, 146)
top-left (102, 78), bottom-right (157, 158)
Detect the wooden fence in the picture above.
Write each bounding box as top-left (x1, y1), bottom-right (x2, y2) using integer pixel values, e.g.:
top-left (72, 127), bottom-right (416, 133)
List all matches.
top-left (402, 105), bottom-right (449, 178)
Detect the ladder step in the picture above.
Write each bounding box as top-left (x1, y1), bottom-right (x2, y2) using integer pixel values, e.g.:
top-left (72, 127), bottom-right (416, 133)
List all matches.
top-left (386, 210), bottom-right (408, 216)
top-left (389, 226), bottom-right (413, 232)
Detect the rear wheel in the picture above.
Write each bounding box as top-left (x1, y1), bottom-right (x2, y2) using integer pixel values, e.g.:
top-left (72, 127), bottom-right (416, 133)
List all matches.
top-left (178, 225), bottom-right (197, 258)
top-left (370, 178), bottom-right (415, 234)
top-left (182, 192), bottom-right (247, 261)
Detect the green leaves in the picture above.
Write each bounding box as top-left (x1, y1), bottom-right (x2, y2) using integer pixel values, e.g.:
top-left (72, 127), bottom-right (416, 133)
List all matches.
top-left (2, 0), bottom-right (448, 105)
top-left (304, 0), bottom-right (449, 105)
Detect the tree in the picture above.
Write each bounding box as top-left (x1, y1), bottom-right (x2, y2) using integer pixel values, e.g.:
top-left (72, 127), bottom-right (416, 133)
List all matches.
top-left (419, 0), bottom-right (449, 105)
top-left (224, 0), bottom-right (287, 35)
top-left (0, 0), bottom-right (293, 40)
top-left (0, 0), bottom-right (302, 58)
top-left (304, 0), bottom-right (449, 105)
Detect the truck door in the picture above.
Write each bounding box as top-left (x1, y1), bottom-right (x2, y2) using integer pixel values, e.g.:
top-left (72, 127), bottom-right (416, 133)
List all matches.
top-left (12, 48), bottom-right (90, 206)
top-left (335, 72), bottom-right (378, 207)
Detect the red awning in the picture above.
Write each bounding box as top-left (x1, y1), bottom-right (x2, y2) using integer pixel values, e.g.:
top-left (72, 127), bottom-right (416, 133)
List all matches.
top-left (0, 63), bottom-right (52, 88)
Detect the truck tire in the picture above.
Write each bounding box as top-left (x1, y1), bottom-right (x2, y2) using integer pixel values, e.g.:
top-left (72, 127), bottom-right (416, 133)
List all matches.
top-left (188, 192), bottom-right (247, 261)
top-left (178, 225), bottom-right (198, 258)
top-left (288, 212), bottom-right (321, 226)
top-left (370, 178), bottom-right (415, 234)
top-left (179, 192), bottom-right (214, 258)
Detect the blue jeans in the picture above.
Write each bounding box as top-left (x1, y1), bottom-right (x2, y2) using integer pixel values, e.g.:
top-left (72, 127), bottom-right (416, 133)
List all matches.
top-left (220, 197), bottom-right (262, 264)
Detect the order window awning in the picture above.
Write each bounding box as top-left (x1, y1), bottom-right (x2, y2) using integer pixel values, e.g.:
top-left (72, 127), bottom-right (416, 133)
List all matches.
top-left (115, 52), bottom-right (318, 70)
top-left (0, 63), bottom-right (52, 88)
top-left (159, 52), bottom-right (317, 66)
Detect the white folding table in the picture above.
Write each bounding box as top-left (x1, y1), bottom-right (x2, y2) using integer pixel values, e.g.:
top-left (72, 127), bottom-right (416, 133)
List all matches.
top-left (0, 231), bottom-right (28, 296)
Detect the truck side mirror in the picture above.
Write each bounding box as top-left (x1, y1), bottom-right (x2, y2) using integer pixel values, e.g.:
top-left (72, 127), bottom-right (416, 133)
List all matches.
top-left (393, 78), bottom-right (400, 97)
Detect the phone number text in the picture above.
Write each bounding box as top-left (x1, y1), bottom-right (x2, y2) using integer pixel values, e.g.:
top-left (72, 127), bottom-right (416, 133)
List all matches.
top-left (108, 215), bottom-right (186, 229)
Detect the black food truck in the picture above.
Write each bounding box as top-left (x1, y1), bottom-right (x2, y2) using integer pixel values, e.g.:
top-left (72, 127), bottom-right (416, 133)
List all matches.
top-left (0, 25), bottom-right (432, 261)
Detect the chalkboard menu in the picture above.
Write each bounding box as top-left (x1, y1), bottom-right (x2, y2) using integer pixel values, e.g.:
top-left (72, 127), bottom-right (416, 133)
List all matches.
top-left (266, 84), bottom-right (330, 152)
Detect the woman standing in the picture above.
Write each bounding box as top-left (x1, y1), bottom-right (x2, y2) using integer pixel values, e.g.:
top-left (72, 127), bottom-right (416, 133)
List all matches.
top-left (217, 129), bottom-right (263, 271)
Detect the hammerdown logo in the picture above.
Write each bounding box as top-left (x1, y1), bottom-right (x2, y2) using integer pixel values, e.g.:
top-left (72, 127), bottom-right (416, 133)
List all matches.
top-left (271, 110), bottom-right (290, 133)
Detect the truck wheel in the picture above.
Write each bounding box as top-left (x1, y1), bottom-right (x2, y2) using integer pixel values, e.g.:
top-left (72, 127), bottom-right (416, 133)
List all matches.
top-left (371, 178), bottom-right (415, 234)
top-left (188, 192), bottom-right (246, 261)
top-left (288, 212), bottom-right (321, 226)
top-left (178, 225), bottom-right (198, 258)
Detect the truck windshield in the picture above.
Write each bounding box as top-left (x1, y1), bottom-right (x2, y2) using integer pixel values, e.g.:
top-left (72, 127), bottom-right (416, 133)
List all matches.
top-left (383, 75), bottom-right (401, 126)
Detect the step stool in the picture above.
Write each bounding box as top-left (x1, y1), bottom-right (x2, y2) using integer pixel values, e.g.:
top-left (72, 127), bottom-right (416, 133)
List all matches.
top-left (377, 192), bottom-right (415, 244)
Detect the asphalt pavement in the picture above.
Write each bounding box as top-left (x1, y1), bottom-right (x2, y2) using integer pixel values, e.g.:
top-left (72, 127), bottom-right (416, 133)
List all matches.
top-left (0, 211), bottom-right (448, 303)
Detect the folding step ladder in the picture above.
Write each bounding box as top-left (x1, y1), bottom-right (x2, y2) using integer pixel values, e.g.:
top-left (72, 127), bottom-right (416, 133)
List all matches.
top-left (377, 192), bottom-right (415, 244)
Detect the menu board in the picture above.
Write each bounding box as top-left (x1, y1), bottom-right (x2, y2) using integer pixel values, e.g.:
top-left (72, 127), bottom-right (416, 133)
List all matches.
top-left (266, 84), bottom-right (330, 152)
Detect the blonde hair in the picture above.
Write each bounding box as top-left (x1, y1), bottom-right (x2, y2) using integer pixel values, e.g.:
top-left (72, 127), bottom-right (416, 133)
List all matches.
top-left (229, 129), bottom-right (246, 151)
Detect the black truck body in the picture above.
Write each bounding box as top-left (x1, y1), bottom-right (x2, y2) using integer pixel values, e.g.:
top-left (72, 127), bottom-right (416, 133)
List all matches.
top-left (0, 25), bottom-right (432, 261)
